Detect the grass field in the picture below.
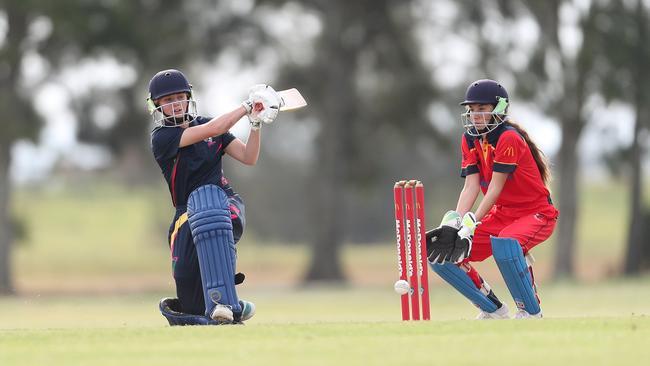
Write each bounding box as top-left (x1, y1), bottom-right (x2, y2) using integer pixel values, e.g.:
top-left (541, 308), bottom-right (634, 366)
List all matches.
top-left (1, 282), bottom-right (650, 365)
top-left (2, 317), bottom-right (648, 366)
top-left (2, 181), bottom-right (649, 365)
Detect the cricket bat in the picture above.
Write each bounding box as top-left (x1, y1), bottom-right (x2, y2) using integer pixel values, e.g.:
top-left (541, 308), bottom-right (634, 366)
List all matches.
top-left (277, 88), bottom-right (307, 111)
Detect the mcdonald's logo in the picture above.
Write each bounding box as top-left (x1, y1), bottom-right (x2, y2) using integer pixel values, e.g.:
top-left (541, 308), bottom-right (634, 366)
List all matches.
top-left (503, 146), bottom-right (515, 157)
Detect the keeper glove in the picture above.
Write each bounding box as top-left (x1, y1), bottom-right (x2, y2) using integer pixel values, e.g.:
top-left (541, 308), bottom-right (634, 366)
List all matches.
top-left (425, 210), bottom-right (461, 264)
top-left (450, 212), bottom-right (479, 263)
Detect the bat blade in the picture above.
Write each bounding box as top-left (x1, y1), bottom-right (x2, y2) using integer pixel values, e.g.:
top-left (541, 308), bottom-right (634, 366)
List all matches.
top-left (277, 88), bottom-right (307, 111)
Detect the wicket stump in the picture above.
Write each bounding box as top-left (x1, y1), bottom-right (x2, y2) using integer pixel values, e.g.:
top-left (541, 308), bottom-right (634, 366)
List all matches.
top-left (393, 180), bottom-right (430, 321)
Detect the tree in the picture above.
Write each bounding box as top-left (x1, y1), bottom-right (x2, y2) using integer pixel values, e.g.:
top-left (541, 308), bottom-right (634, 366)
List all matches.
top-left (443, 0), bottom-right (585, 278)
top-left (255, 0), bottom-right (445, 282)
top-left (0, 0), bottom-right (45, 294)
top-left (513, 0), bottom-right (606, 279)
top-left (594, 0), bottom-right (650, 274)
top-left (619, 0), bottom-right (649, 274)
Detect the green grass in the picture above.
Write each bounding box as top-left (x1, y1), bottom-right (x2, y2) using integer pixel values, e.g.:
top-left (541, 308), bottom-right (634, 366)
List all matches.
top-left (1, 282), bottom-right (650, 365)
top-left (13, 185), bottom-right (170, 274)
top-left (2, 280), bottom-right (650, 328)
top-left (4, 181), bottom-right (650, 365)
top-left (1, 318), bottom-right (648, 366)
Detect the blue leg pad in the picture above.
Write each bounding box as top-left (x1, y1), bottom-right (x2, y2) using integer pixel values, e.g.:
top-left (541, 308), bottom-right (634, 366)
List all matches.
top-left (491, 237), bottom-right (540, 315)
top-left (431, 262), bottom-right (498, 313)
top-left (187, 185), bottom-right (241, 317)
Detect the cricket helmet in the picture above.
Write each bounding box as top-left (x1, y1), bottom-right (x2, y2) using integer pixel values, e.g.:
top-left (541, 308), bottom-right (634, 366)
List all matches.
top-left (460, 79), bottom-right (509, 136)
top-left (148, 69), bottom-right (192, 100)
top-left (460, 79), bottom-right (509, 106)
top-left (146, 69), bottom-right (197, 127)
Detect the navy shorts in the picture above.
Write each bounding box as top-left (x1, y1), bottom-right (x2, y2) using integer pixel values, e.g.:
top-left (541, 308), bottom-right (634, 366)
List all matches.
top-left (166, 194), bottom-right (245, 315)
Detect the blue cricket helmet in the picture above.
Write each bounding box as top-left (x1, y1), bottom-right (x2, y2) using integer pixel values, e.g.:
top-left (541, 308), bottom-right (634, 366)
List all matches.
top-left (148, 69), bottom-right (192, 100)
top-left (147, 69), bottom-right (197, 127)
top-left (459, 79), bottom-right (510, 136)
top-left (460, 79), bottom-right (509, 106)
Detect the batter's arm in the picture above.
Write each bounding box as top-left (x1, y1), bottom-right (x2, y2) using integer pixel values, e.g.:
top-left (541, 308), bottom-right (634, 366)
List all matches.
top-left (179, 106), bottom-right (247, 148)
top-left (224, 129), bottom-right (260, 166)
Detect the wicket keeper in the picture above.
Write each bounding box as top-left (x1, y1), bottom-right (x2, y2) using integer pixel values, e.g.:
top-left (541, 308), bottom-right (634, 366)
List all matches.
top-left (426, 79), bottom-right (559, 319)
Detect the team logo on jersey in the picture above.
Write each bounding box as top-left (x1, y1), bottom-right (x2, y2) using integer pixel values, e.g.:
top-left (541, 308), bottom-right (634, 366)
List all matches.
top-left (204, 137), bottom-right (217, 147)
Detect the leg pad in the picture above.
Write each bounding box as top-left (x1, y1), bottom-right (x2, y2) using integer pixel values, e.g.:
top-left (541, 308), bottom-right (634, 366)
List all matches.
top-left (431, 262), bottom-right (499, 313)
top-left (188, 185), bottom-right (241, 317)
top-left (491, 237), bottom-right (541, 315)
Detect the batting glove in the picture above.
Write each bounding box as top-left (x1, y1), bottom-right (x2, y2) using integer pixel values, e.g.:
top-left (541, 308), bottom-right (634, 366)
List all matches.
top-left (248, 84), bottom-right (281, 124)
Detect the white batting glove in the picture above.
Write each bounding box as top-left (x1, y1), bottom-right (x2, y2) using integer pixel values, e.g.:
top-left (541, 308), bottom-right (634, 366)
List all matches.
top-left (249, 116), bottom-right (261, 131)
top-left (247, 84), bottom-right (281, 124)
top-left (240, 99), bottom-right (261, 130)
top-left (241, 99), bottom-right (253, 114)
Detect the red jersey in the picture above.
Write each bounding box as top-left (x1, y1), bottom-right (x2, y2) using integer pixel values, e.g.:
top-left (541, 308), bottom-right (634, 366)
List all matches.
top-left (460, 123), bottom-right (552, 215)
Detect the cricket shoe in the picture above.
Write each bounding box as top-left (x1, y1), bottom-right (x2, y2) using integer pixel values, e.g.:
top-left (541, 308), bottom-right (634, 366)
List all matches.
top-left (210, 304), bottom-right (234, 323)
top-left (476, 303), bottom-right (510, 320)
top-left (514, 309), bottom-right (543, 319)
top-left (236, 299), bottom-right (256, 323)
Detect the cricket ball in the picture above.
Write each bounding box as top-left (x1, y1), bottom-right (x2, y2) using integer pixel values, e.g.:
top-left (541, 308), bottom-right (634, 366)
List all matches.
top-left (393, 280), bottom-right (410, 295)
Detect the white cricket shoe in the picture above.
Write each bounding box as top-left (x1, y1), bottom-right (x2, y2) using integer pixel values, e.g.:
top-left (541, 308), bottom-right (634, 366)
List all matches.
top-left (476, 303), bottom-right (510, 320)
top-left (514, 309), bottom-right (543, 319)
top-left (210, 304), bottom-right (234, 323)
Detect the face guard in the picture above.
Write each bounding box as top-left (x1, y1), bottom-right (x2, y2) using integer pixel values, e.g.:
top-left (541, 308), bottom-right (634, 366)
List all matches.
top-left (460, 97), bottom-right (508, 136)
top-left (147, 94), bottom-right (198, 127)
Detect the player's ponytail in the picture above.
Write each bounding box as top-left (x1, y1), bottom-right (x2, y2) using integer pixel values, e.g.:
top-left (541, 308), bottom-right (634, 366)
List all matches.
top-left (505, 119), bottom-right (551, 185)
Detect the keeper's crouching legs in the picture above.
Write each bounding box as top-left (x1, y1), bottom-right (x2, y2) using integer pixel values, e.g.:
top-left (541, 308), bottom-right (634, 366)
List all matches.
top-left (431, 262), bottom-right (510, 319)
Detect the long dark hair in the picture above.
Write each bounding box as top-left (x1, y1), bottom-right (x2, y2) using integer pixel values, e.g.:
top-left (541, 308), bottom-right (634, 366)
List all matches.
top-left (505, 119), bottom-right (551, 185)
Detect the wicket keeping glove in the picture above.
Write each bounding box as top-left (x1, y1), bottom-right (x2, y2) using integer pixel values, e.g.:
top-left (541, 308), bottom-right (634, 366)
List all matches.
top-left (450, 212), bottom-right (479, 263)
top-left (426, 210), bottom-right (461, 264)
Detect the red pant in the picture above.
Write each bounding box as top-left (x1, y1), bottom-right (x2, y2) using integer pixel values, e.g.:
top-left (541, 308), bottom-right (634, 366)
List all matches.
top-left (467, 204), bottom-right (559, 262)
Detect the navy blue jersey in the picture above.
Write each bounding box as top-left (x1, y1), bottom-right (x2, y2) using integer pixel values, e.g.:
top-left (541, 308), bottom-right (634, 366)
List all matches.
top-left (151, 116), bottom-right (237, 207)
